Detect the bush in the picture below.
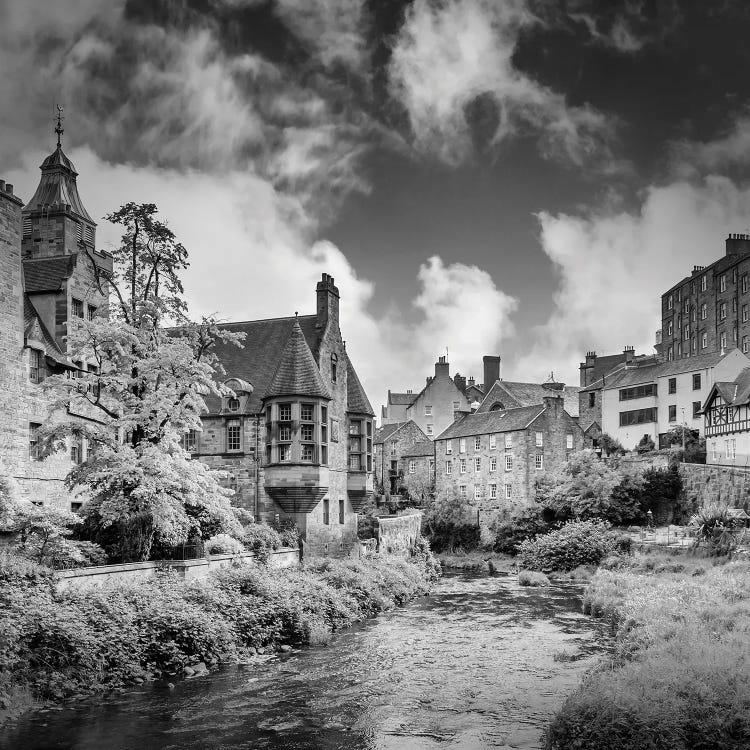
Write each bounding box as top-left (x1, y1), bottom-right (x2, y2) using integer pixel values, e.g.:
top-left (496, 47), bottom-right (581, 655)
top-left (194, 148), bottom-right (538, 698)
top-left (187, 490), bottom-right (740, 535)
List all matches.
top-left (270, 517), bottom-right (301, 548)
top-left (490, 504), bottom-right (551, 555)
top-left (242, 523), bottom-right (282, 563)
top-left (518, 570), bottom-right (550, 586)
top-left (518, 520), bottom-right (621, 573)
top-left (205, 533), bottom-right (245, 555)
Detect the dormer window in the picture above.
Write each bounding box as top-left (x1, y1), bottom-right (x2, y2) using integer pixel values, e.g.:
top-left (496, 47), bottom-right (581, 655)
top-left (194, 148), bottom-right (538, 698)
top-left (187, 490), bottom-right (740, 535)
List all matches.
top-left (71, 298), bottom-right (84, 318)
top-left (227, 397), bottom-right (240, 412)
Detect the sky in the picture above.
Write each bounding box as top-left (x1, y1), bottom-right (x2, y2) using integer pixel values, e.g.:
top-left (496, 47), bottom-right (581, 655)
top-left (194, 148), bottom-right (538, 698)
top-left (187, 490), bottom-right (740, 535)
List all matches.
top-left (3, 0), bottom-right (750, 413)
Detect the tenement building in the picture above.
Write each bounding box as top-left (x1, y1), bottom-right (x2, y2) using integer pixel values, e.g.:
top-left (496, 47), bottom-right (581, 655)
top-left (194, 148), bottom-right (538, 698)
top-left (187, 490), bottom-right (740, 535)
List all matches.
top-left (433, 393), bottom-right (584, 520)
top-left (189, 274), bottom-right (375, 556)
top-left (373, 420), bottom-right (430, 496)
top-left (658, 233), bottom-right (750, 362)
top-left (0, 129), bottom-right (111, 509)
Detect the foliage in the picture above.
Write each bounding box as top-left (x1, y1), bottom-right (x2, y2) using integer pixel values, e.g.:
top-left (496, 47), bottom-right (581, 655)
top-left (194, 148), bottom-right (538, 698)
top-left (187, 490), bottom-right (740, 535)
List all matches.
top-left (270, 516), bottom-right (301, 548)
top-left (205, 533), bottom-right (245, 555)
top-left (689, 503), bottom-right (744, 556)
top-left (547, 560), bottom-right (750, 749)
top-left (596, 433), bottom-right (625, 457)
top-left (518, 570), bottom-right (550, 586)
top-left (635, 434), bottom-right (655, 453)
top-left (640, 465), bottom-right (683, 523)
top-left (663, 425), bottom-right (706, 463)
top-left (517, 520), bottom-right (626, 573)
top-left (41, 203), bottom-right (244, 561)
top-left (422, 488), bottom-right (481, 552)
top-left (489, 504), bottom-right (552, 555)
top-left (242, 523), bottom-right (282, 563)
top-left (0, 554), bottom-right (437, 714)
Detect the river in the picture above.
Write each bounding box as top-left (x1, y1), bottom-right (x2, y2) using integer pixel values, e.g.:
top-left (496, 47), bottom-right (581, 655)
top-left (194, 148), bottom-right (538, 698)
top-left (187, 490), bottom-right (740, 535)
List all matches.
top-left (1, 572), bottom-right (607, 750)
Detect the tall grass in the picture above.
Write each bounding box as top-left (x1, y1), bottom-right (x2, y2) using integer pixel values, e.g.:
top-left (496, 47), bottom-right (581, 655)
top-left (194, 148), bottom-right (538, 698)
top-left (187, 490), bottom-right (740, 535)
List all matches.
top-left (546, 555), bottom-right (750, 749)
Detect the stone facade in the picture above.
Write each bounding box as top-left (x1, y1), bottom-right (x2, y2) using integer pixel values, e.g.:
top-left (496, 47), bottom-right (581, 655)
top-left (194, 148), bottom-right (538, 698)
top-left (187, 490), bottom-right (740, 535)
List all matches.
top-left (680, 462), bottom-right (750, 514)
top-left (373, 420), bottom-right (429, 496)
top-left (434, 395), bottom-right (584, 521)
top-left (401, 443), bottom-right (435, 505)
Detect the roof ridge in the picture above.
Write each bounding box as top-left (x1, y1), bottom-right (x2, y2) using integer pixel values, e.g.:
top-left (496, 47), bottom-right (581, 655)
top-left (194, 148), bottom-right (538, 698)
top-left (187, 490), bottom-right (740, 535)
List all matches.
top-left (219, 314), bottom-right (316, 327)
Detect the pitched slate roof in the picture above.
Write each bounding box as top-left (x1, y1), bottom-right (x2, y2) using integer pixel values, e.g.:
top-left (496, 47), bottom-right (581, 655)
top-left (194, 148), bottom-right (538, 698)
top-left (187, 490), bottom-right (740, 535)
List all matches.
top-left (374, 422), bottom-right (406, 445)
top-left (478, 380), bottom-right (579, 417)
top-left (23, 146), bottom-right (95, 223)
top-left (388, 391), bottom-right (416, 406)
top-left (347, 359), bottom-right (374, 415)
top-left (436, 404), bottom-right (546, 440)
top-left (23, 255), bottom-right (76, 293)
top-left (402, 440), bottom-right (434, 458)
top-left (23, 296), bottom-right (68, 364)
top-left (582, 353), bottom-right (629, 384)
top-left (708, 367), bottom-right (750, 406)
top-left (265, 319), bottom-right (331, 400)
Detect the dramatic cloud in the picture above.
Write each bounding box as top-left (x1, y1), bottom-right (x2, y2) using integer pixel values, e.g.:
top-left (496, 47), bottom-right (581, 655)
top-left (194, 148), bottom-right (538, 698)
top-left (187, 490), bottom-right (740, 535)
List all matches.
top-left (672, 114), bottom-right (750, 177)
top-left (517, 177), bottom-right (750, 384)
top-left (388, 0), bottom-right (618, 168)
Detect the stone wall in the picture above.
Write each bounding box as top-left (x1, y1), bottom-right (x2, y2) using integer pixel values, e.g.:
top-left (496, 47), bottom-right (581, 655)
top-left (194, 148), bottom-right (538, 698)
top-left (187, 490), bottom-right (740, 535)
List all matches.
top-left (55, 548), bottom-right (301, 592)
top-left (376, 512), bottom-right (422, 555)
top-left (680, 462), bottom-right (750, 512)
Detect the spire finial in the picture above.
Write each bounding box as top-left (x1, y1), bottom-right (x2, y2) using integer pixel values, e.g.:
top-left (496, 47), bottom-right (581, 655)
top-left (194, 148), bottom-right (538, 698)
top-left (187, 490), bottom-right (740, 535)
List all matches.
top-left (54, 104), bottom-right (64, 149)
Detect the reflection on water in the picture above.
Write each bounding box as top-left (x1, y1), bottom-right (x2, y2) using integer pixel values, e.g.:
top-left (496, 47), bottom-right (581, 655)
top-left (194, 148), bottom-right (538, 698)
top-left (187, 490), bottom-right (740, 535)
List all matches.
top-left (1, 573), bottom-right (607, 750)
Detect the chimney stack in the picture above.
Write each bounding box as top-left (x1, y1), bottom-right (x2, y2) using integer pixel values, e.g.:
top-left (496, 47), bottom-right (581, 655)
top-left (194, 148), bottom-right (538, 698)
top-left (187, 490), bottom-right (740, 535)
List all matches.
top-left (434, 356), bottom-right (449, 379)
top-left (483, 355), bottom-right (501, 390)
top-left (623, 345), bottom-right (635, 364)
top-left (453, 373), bottom-right (466, 393)
top-left (316, 273), bottom-right (340, 331)
top-left (726, 233), bottom-right (750, 256)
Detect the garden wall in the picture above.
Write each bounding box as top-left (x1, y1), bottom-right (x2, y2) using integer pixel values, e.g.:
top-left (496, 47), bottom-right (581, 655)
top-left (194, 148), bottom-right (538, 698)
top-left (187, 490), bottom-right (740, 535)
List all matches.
top-left (680, 463), bottom-right (750, 512)
top-left (376, 512), bottom-right (422, 555)
top-left (55, 547), bottom-right (301, 592)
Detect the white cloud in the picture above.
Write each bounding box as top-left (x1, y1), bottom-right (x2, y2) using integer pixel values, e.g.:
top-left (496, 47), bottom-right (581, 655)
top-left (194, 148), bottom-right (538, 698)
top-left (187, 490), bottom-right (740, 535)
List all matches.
top-left (388, 0), bottom-right (617, 168)
top-left (515, 176), bottom-right (750, 384)
top-left (672, 115), bottom-right (750, 176)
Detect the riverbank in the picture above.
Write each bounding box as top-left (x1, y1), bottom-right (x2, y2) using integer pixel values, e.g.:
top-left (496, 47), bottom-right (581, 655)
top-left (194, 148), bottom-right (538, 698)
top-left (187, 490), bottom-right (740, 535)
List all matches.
top-left (545, 552), bottom-right (750, 749)
top-left (0, 548), bottom-right (440, 727)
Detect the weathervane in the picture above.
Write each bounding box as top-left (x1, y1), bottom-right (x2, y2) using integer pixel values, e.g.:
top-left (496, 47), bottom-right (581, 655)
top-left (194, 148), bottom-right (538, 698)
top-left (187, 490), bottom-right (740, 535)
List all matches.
top-left (54, 104), bottom-right (64, 148)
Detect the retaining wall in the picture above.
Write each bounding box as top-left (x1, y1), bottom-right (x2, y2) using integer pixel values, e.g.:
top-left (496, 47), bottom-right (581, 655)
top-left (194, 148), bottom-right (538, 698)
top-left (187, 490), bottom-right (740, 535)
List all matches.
top-left (680, 462), bottom-right (750, 512)
top-left (55, 548), bottom-right (301, 592)
top-left (376, 512), bottom-right (422, 555)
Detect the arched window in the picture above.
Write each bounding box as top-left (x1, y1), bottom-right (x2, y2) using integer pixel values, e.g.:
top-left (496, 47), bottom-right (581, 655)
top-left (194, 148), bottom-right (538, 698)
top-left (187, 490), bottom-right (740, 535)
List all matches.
top-left (490, 402), bottom-right (505, 411)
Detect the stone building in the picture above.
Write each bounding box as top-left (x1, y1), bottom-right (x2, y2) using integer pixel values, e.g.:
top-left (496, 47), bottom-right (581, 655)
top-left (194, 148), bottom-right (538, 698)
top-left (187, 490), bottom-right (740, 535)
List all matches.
top-left (401, 440), bottom-right (435, 504)
top-left (433, 393), bottom-right (584, 520)
top-left (0, 132), bottom-right (111, 509)
top-left (189, 274), bottom-right (374, 556)
top-left (381, 390), bottom-right (416, 424)
top-left (592, 348), bottom-right (750, 451)
top-left (658, 233), bottom-right (750, 362)
top-left (373, 420), bottom-right (430, 496)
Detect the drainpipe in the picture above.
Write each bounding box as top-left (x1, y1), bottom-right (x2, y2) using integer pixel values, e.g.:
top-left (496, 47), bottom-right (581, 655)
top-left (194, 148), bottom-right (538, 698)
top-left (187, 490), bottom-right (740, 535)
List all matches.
top-left (254, 414), bottom-right (261, 522)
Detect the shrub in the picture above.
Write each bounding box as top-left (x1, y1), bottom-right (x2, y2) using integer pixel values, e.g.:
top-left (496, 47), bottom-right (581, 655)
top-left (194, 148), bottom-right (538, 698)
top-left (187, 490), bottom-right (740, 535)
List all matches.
top-left (518, 570), bottom-right (550, 586)
top-left (242, 523), bottom-right (282, 563)
top-left (270, 517), bottom-right (301, 548)
top-left (205, 533), bottom-right (245, 555)
top-left (490, 504), bottom-right (551, 555)
top-left (518, 520), bottom-right (620, 573)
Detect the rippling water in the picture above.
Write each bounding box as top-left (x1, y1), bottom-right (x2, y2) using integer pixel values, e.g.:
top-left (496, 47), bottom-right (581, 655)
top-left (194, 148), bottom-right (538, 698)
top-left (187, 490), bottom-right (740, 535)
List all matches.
top-left (1, 573), bottom-right (607, 750)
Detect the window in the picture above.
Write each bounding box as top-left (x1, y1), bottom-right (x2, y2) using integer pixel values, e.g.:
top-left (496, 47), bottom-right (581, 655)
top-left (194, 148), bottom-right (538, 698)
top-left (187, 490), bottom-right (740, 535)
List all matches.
top-left (330, 419), bottom-right (339, 442)
top-left (692, 336), bottom-right (697, 354)
top-left (505, 454), bottom-right (513, 472)
top-left (409, 459), bottom-right (416, 474)
top-left (70, 432), bottom-right (83, 464)
top-left (330, 353), bottom-right (338, 383)
top-left (489, 434), bottom-right (497, 449)
top-left (490, 457), bottom-right (497, 472)
top-left (349, 453), bottom-right (362, 470)
top-left (459, 485), bottom-right (467, 498)
top-left (701, 274), bottom-right (707, 292)
top-left (535, 454), bottom-right (544, 470)
top-left (490, 484), bottom-right (497, 499)
top-left (323, 498), bottom-right (330, 525)
top-left (504, 434), bottom-right (512, 449)
top-left (279, 403), bottom-right (292, 421)
top-left (28, 348), bottom-right (42, 383)
top-left (474, 486), bottom-right (482, 500)
top-left (227, 397), bottom-right (240, 412)
top-left (725, 439), bottom-right (737, 460)
top-left (446, 461), bottom-right (452, 475)
top-left (677, 342), bottom-right (682, 358)
top-left (619, 408), bottom-right (658, 426)
top-left (619, 384), bottom-right (657, 401)
top-left (684, 325), bottom-right (690, 341)
top-left (321, 406), bottom-right (328, 465)
top-left (452, 401), bottom-right (460, 410)
top-left (734, 297), bottom-right (738, 313)
top-left (474, 436), bottom-right (481, 451)
top-left (720, 302), bottom-right (727, 321)
top-left (301, 403), bottom-right (314, 421)
top-left (668, 377), bottom-right (676, 394)
top-left (566, 433), bottom-right (573, 450)
top-left (425, 405), bottom-right (432, 416)
top-left (301, 444), bottom-right (315, 463)
top-left (429, 458), bottom-right (435, 474)
top-left (701, 303), bottom-right (707, 320)
top-left (701, 333), bottom-right (708, 349)
top-left (459, 458), bottom-right (466, 474)
top-left (71, 298), bottom-right (84, 318)
top-left (505, 484), bottom-right (512, 500)
top-left (226, 420), bottom-right (241, 452)
top-left (426, 424), bottom-right (433, 435)
top-left (668, 404), bottom-right (677, 422)
top-left (683, 298), bottom-right (689, 314)
top-left (743, 275), bottom-right (748, 294)
top-left (535, 431), bottom-right (543, 447)
top-left (279, 424), bottom-right (292, 442)
top-left (474, 457), bottom-right (481, 471)
top-left (744, 335), bottom-right (749, 354)
top-left (87, 305), bottom-right (97, 321)
top-left (693, 373), bottom-right (701, 390)
top-left (182, 429), bottom-right (197, 452)
top-left (744, 305), bottom-right (748, 323)
top-left (339, 498), bottom-right (345, 525)
top-left (692, 401), bottom-right (701, 419)
top-left (667, 294), bottom-right (673, 310)
top-left (667, 319), bottom-right (673, 336)
top-left (29, 422), bottom-right (42, 460)
top-left (459, 438), bottom-right (466, 453)
top-left (720, 332), bottom-right (727, 350)
top-left (588, 392), bottom-right (595, 408)
top-left (446, 440), bottom-right (453, 455)
top-left (720, 274), bottom-right (727, 292)
top-left (667, 345), bottom-right (674, 361)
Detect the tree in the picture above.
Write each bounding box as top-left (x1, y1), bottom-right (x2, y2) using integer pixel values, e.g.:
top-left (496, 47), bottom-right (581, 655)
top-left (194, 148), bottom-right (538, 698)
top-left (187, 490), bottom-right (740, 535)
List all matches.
top-left (636, 434), bottom-right (655, 453)
top-left (43, 203), bottom-right (244, 561)
top-left (422, 488), bottom-right (479, 552)
top-left (596, 433), bottom-right (626, 457)
top-left (663, 426), bottom-right (706, 463)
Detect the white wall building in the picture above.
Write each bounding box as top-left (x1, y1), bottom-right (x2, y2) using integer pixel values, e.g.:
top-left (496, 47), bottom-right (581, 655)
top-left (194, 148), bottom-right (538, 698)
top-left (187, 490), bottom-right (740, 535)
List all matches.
top-left (600, 349), bottom-right (750, 450)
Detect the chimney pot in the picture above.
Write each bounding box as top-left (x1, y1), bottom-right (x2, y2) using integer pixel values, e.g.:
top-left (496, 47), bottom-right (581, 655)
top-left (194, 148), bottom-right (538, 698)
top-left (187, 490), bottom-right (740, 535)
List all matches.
top-left (5, 183), bottom-right (13, 194)
top-left (0, 179), bottom-right (5, 191)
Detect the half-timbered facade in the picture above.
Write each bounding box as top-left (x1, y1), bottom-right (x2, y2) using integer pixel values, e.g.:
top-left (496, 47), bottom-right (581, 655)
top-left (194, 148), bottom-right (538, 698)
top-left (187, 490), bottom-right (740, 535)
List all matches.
top-left (703, 368), bottom-right (750, 464)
